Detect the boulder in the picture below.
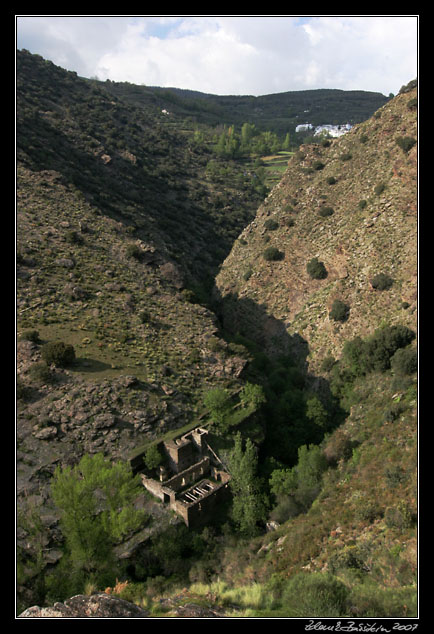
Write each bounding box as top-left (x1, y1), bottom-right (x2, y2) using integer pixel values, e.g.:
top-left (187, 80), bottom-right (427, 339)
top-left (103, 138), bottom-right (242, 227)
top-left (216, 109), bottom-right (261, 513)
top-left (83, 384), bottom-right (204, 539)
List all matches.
top-left (18, 593), bottom-right (149, 618)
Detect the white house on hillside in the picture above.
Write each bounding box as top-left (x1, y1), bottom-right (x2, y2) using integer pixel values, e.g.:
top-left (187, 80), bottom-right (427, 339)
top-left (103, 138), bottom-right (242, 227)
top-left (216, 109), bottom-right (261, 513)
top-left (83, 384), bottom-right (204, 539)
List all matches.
top-left (295, 123), bottom-right (352, 137)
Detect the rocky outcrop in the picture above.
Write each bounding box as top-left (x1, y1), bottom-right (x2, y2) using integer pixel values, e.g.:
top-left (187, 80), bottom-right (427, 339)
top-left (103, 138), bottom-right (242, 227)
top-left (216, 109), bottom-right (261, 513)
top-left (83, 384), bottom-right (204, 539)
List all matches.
top-left (18, 593), bottom-right (149, 618)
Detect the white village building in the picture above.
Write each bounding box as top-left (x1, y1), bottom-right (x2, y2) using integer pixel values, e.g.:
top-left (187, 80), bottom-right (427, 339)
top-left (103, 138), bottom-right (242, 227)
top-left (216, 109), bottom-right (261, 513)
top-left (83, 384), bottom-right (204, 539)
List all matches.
top-left (295, 123), bottom-right (352, 137)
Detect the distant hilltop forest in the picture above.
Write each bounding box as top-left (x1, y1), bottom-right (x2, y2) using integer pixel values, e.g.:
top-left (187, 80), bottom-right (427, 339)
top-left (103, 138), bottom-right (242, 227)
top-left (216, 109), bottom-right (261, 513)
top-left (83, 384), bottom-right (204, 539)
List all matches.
top-left (98, 80), bottom-right (390, 135)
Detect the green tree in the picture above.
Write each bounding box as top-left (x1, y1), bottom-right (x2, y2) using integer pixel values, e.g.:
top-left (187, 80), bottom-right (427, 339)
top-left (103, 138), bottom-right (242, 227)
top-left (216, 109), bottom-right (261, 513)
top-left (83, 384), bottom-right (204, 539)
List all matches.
top-left (51, 453), bottom-right (145, 579)
top-left (241, 122), bottom-right (257, 149)
top-left (143, 444), bottom-right (163, 471)
top-left (282, 132), bottom-right (291, 150)
top-left (306, 395), bottom-right (329, 429)
top-left (269, 444), bottom-right (327, 512)
top-left (204, 387), bottom-right (233, 433)
top-left (239, 381), bottom-right (266, 410)
top-left (227, 433), bottom-right (268, 536)
top-left (329, 299), bottom-right (350, 322)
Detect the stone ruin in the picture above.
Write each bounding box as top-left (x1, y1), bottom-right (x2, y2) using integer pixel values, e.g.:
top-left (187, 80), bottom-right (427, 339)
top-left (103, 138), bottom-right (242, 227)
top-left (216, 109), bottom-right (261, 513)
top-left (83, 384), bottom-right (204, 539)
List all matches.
top-left (138, 427), bottom-right (231, 528)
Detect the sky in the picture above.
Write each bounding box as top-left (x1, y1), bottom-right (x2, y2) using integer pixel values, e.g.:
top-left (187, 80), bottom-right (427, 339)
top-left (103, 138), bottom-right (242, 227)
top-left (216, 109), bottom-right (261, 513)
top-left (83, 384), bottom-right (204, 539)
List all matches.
top-left (16, 15), bottom-right (418, 97)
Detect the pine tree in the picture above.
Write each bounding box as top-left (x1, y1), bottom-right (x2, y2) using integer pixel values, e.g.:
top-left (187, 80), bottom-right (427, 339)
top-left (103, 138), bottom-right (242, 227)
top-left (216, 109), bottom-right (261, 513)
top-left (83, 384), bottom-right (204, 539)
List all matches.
top-left (51, 453), bottom-right (145, 578)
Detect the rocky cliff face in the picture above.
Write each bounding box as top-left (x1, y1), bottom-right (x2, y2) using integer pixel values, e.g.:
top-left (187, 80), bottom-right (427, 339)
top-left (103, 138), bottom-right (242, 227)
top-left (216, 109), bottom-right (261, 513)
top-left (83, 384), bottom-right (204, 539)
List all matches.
top-left (215, 84), bottom-right (417, 375)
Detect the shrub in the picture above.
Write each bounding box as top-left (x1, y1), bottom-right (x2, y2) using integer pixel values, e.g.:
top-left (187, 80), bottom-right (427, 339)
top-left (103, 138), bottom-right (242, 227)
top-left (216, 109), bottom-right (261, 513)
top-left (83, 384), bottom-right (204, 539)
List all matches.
top-left (326, 176), bottom-right (336, 185)
top-left (364, 325), bottom-right (416, 373)
top-left (28, 362), bottom-right (54, 384)
top-left (348, 584), bottom-right (417, 618)
top-left (384, 465), bottom-right (408, 488)
top-left (384, 502), bottom-right (414, 530)
top-left (407, 97), bottom-right (417, 109)
top-left (341, 325), bottom-right (415, 376)
top-left (269, 495), bottom-right (301, 523)
top-left (16, 378), bottom-right (30, 401)
top-left (264, 219), bottom-right (279, 231)
top-left (21, 329), bottom-right (40, 343)
top-left (41, 341), bottom-right (75, 367)
top-left (125, 244), bottom-right (144, 260)
top-left (306, 257), bottom-right (327, 279)
top-left (312, 160), bottom-right (325, 170)
top-left (64, 230), bottom-right (83, 245)
top-left (371, 272), bottom-right (393, 290)
top-left (263, 246), bottom-right (284, 261)
top-left (382, 401), bottom-right (406, 423)
top-left (139, 310), bottom-right (151, 323)
top-left (328, 544), bottom-right (370, 574)
top-left (358, 200), bottom-right (367, 210)
top-left (390, 346), bottom-right (417, 375)
top-left (281, 572), bottom-right (349, 617)
top-left (321, 355), bottom-right (336, 373)
top-left (329, 299), bottom-right (350, 322)
top-left (355, 500), bottom-right (382, 523)
top-left (318, 206), bottom-right (334, 217)
top-left (374, 182), bottom-right (386, 196)
top-left (340, 153), bottom-right (352, 161)
top-left (323, 428), bottom-right (355, 466)
top-left (396, 136), bottom-right (416, 153)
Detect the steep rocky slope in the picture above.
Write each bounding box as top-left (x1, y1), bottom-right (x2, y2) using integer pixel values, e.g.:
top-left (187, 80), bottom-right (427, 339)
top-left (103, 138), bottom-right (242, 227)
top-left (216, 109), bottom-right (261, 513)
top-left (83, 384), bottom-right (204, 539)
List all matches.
top-left (16, 53), bottom-right (253, 599)
top-left (215, 84), bottom-right (417, 376)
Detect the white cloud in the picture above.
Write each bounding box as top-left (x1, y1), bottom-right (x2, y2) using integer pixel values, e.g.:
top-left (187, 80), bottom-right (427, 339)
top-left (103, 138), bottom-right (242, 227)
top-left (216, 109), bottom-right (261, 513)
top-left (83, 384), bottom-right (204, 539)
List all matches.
top-left (16, 15), bottom-right (418, 96)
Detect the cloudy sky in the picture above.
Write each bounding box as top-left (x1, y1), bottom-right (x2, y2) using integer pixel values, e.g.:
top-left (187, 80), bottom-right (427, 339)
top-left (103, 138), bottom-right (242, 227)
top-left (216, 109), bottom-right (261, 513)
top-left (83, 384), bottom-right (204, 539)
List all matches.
top-left (16, 15), bottom-right (418, 96)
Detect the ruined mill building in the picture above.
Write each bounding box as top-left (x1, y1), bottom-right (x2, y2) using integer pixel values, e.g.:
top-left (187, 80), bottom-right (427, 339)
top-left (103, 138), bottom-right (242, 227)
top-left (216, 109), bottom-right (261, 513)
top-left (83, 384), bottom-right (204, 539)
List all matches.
top-left (138, 427), bottom-right (231, 528)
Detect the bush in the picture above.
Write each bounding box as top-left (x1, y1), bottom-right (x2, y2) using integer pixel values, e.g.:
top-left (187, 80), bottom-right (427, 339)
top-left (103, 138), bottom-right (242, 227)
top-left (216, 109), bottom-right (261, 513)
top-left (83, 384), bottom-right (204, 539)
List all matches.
top-left (318, 206), bottom-right (334, 217)
top-left (312, 160), bottom-right (325, 170)
top-left (371, 272), bottom-right (393, 290)
top-left (64, 230), bottom-right (83, 245)
top-left (139, 310), bottom-right (151, 323)
top-left (263, 246), bottom-right (284, 261)
top-left (390, 346), bottom-right (417, 375)
top-left (21, 329), bottom-right (40, 343)
top-left (323, 428), bottom-right (355, 465)
top-left (407, 97), bottom-right (417, 109)
top-left (326, 176), bottom-right (336, 184)
top-left (396, 136), bottom-right (416, 153)
top-left (384, 502), bottom-right (414, 530)
top-left (374, 182), bottom-right (386, 196)
top-left (321, 355), bottom-right (336, 373)
top-left (306, 257), bottom-right (327, 279)
top-left (41, 341), bottom-right (75, 367)
top-left (125, 244), bottom-right (144, 260)
top-left (329, 299), bottom-right (350, 322)
top-left (281, 572), bottom-right (349, 617)
top-left (28, 362), bottom-right (55, 384)
top-left (358, 199), bottom-right (367, 210)
top-left (348, 584), bottom-right (417, 618)
top-left (264, 219), bottom-right (279, 231)
top-left (340, 325), bottom-right (415, 377)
